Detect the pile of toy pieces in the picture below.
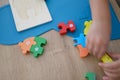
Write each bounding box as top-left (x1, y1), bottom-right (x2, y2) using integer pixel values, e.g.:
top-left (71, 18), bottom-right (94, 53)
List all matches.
top-left (18, 36), bottom-right (47, 58)
top-left (18, 20), bottom-right (113, 80)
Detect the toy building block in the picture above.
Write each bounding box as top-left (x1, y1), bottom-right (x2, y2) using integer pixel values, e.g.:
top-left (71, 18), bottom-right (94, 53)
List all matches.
top-left (30, 45), bottom-right (44, 58)
top-left (84, 20), bottom-right (92, 36)
top-left (73, 33), bottom-right (86, 47)
top-left (30, 36), bottom-right (47, 58)
top-left (34, 36), bottom-right (47, 45)
top-left (58, 22), bottom-right (68, 35)
top-left (85, 72), bottom-right (96, 80)
top-left (18, 37), bottom-right (36, 55)
top-left (76, 45), bottom-right (89, 58)
top-left (101, 53), bottom-right (113, 63)
top-left (58, 20), bottom-right (76, 35)
top-left (18, 36), bottom-right (47, 58)
top-left (68, 20), bottom-right (76, 32)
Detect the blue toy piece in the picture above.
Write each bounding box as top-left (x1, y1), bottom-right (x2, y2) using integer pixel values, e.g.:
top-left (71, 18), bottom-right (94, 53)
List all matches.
top-left (73, 33), bottom-right (86, 47)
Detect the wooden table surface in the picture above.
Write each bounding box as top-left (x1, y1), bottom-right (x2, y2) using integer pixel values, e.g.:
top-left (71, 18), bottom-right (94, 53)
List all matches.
top-left (0, 0), bottom-right (120, 80)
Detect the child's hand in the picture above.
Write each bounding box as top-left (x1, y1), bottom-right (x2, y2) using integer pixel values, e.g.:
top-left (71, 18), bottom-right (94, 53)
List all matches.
top-left (98, 53), bottom-right (120, 80)
top-left (86, 20), bottom-right (111, 59)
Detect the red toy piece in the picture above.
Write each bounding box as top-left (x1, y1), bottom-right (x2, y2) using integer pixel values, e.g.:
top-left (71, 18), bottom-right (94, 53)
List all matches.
top-left (58, 20), bottom-right (76, 35)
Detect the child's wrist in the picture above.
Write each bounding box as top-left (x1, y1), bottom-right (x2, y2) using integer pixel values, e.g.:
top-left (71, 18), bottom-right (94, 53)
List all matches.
top-left (93, 18), bottom-right (111, 25)
top-left (93, 14), bottom-right (111, 21)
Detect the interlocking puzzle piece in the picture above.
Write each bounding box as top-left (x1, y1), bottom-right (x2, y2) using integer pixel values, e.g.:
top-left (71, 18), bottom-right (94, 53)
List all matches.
top-left (76, 45), bottom-right (89, 58)
top-left (30, 36), bottom-right (47, 58)
top-left (73, 33), bottom-right (86, 47)
top-left (68, 20), bottom-right (76, 32)
top-left (101, 53), bottom-right (113, 63)
top-left (30, 45), bottom-right (44, 58)
top-left (18, 37), bottom-right (36, 55)
top-left (85, 72), bottom-right (96, 80)
top-left (34, 36), bottom-right (47, 45)
top-left (84, 20), bottom-right (92, 36)
top-left (58, 20), bottom-right (76, 35)
top-left (58, 22), bottom-right (68, 35)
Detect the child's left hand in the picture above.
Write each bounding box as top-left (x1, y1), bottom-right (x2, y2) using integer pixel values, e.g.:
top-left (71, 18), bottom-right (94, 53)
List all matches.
top-left (98, 53), bottom-right (120, 80)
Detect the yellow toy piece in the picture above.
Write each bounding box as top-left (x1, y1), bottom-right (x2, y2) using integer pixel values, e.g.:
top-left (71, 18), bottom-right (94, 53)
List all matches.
top-left (101, 53), bottom-right (113, 63)
top-left (84, 20), bottom-right (92, 36)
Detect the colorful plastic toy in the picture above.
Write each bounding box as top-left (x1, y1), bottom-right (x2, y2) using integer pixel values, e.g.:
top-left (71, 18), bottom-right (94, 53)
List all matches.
top-left (18, 36), bottom-right (47, 58)
top-left (58, 20), bottom-right (76, 35)
top-left (73, 34), bottom-right (88, 58)
top-left (34, 36), bottom-right (47, 45)
top-left (101, 53), bottom-right (113, 63)
top-left (85, 72), bottom-right (96, 80)
top-left (30, 37), bottom-right (47, 58)
top-left (73, 33), bottom-right (86, 47)
top-left (84, 20), bottom-right (92, 36)
top-left (76, 45), bottom-right (89, 58)
top-left (18, 37), bottom-right (36, 55)
top-left (30, 45), bottom-right (44, 58)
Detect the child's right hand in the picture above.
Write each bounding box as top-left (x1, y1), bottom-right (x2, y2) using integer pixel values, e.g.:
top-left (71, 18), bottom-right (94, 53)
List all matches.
top-left (98, 53), bottom-right (120, 80)
top-left (86, 20), bottom-right (111, 59)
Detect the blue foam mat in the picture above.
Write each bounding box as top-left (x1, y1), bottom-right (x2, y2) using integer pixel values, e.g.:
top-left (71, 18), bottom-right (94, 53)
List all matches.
top-left (0, 0), bottom-right (120, 45)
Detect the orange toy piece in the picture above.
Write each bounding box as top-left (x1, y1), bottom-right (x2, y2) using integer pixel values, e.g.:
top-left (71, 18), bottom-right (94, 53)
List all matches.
top-left (18, 37), bottom-right (36, 55)
top-left (77, 45), bottom-right (89, 58)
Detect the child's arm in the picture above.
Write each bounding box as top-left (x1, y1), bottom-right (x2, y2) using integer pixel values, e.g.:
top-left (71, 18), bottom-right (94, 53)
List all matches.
top-left (90, 0), bottom-right (110, 22)
top-left (86, 0), bottom-right (111, 59)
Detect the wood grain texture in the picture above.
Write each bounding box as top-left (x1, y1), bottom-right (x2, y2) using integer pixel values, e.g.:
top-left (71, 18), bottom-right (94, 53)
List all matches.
top-left (0, 1), bottom-right (120, 80)
top-left (0, 30), bottom-right (105, 80)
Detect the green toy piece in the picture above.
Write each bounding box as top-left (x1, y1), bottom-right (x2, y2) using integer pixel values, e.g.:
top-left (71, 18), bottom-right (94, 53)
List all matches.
top-left (30, 45), bottom-right (44, 58)
top-left (30, 36), bottom-right (47, 58)
top-left (34, 36), bottom-right (47, 45)
top-left (85, 72), bottom-right (96, 80)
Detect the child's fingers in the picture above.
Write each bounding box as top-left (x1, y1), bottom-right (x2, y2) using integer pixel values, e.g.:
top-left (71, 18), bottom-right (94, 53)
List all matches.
top-left (103, 76), bottom-right (111, 80)
top-left (98, 62), bottom-right (119, 71)
top-left (108, 53), bottom-right (120, 60)
top-left (103, 68), bottom-right (119, 75)
top-left (86, 37), bottom-right (89, 51)
top-left (103, 76), bottom-right (116, 80)
top-left (104, 71), bottom-right (118, 79)
top-left (97, 46), bottom-right (105, 59)
top-left (88, 37), bottom-right (102, 58)
top-left (93, 39), bottom-right (101, 58)
top-left (86, 36), bottom-right (94, 54)
top-left (101, 66), bottom-right (118, 74)
top-left (92, 38), bottom-right (107, 59)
